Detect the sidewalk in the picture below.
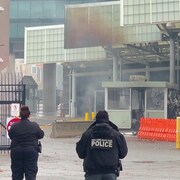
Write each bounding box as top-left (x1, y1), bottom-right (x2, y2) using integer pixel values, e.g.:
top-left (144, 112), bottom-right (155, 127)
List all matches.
top-left (0, 117), bottom-right (180, 179)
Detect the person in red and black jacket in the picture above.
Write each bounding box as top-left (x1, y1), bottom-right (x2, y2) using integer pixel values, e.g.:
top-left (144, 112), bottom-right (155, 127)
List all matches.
top-left (8, 106), bottom-right (44, 180)
top-left (76, 110), bottom-right (128, 180)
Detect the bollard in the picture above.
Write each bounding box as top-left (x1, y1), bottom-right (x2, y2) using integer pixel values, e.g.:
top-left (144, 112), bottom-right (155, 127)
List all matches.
top-left (85, 112), bottom-right (89, 121)
top-left (176, 117), bottom-right (180, 149)
top-left (91, 112), bottom-right (95, 121)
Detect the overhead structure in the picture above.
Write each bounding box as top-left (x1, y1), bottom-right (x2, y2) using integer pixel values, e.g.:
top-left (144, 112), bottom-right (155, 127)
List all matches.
top-left (122, 0), bottom-right (180, 84)
top-left (64, 0), bottom-right (180, 124)
top-left (24, 25), bottom-right (106, 64)
top-left (123, 0), bottom-right (180, 25)
top-left (64, 0), bottom-right (180, 65)
top-left (64, 1), bottom-right (161, 49)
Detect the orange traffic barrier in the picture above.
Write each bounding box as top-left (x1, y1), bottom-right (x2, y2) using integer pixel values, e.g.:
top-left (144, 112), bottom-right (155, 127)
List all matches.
top-left (138, 118), bottom-right (176, 142)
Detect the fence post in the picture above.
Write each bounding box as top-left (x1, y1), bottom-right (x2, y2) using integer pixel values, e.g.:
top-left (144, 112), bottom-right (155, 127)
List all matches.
top-left (176, 117), bottom-right (180, 149)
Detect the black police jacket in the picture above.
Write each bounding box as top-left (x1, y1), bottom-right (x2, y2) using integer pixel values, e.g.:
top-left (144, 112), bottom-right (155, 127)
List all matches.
top-left (76, 121), bottom-right (128, 175)
top-left (8, 118), bottom-right (44, 150)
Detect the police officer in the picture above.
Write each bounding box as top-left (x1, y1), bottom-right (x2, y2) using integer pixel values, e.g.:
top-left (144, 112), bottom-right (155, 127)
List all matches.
top-left (8, 106), bottom-right (44, 180)
top-left (76, 110), bottom-right (128, 180)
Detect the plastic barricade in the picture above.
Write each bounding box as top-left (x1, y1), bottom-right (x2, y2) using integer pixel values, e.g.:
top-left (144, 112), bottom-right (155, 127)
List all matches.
top-left (138, 118), bottom-right (176, 142)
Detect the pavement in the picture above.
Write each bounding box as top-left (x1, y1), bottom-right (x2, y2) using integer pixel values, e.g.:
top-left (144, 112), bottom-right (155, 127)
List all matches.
top-left (0, 114), bottom-right (180, 180)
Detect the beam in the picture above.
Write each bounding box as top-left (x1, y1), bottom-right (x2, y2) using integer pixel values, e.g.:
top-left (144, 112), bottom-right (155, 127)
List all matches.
top-left (126, 44), bottom-right (168, 59)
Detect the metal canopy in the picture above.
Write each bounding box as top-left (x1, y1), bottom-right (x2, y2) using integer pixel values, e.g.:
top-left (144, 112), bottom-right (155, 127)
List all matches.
top-left (102, 81), bottom-right (179, 90)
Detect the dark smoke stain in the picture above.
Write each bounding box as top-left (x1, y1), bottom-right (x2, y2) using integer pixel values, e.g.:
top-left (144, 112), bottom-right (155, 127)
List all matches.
top-left (65, 5), bottom-right (124, 49)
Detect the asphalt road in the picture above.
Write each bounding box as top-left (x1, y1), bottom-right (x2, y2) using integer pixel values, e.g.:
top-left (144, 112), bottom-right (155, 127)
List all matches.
top-left (0, 119), bottom-right (180, 180)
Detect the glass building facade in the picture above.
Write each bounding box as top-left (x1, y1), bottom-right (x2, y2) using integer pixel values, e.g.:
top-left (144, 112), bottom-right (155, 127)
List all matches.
top-left (25, 25), bottom-right (106, 64)
top-left (10, 0), bottom-right (115, 58)
top-left (124, 0), bottom-right (180, 25)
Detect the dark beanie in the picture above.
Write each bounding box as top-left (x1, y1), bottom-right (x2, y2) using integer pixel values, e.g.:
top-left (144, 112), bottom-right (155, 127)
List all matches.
top-left (95, 110), bottom-right (109, 123)
top-left (20, 106), bottom-right (30, 118)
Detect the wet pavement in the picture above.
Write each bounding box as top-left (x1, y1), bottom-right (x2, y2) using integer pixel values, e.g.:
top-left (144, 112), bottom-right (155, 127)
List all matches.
top-left (0, 115), bottom-right (180, 180)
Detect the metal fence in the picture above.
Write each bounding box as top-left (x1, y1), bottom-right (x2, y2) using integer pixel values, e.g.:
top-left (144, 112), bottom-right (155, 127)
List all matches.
top-left (0, 73), bottom-right (25, 153)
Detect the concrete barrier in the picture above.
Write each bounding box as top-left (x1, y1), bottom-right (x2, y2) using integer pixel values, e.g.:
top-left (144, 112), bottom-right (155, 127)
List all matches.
top-left (50, 120), bottom-right (93, 138)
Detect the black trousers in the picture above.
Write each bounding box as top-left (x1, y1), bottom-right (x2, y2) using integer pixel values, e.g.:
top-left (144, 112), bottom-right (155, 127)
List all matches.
top-left (10, 146), bottom-right (39, 180)
top-left (85, 173), bottom-right (117, 180)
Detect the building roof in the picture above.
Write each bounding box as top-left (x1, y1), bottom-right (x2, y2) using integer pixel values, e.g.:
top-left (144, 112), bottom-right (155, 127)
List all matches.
top-left (20, 76), bottom-right (38, 88)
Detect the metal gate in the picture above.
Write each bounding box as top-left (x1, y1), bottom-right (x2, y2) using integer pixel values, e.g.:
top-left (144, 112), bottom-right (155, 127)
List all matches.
top-left (0, 73), bottom-right (25, 152)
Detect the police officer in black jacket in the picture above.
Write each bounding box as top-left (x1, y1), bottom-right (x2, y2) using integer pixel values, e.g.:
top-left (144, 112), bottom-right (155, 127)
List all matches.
top-left (8, 106), bottom-right (44, 180)
top-left (76, 110), bottom-right (128, 180)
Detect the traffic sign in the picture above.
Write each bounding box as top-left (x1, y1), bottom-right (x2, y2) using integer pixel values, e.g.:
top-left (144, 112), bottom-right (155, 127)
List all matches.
top-left (6, 117), bottom-right (20, 131)
top-left (11, 103), bottom-right (20, 117)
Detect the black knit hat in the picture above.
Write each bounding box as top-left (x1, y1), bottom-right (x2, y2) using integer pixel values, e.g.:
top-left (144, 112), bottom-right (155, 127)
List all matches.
top-left (20, 106), bottom-right (30, 118)
top-left (95, 110), bottom-right (109, 123)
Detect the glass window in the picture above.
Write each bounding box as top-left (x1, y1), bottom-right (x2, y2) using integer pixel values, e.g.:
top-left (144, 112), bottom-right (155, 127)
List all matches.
top-left (108, 88), bottom-right (130, 110)
top-left (10, 23), bottom-right (18, 38)
top-left (31, 66), bottom-right (37, 74)
top-left (31, 1), bottom-right (44, 18)
top-left (44, 1), bottom-right (57, 18)
top-left (18, 1), bottom-right (31, 19)
top-left (10, 2), bottom-right (18, 18)
top-left (146, 88), bottom-right (164, 110)
top-left (56, 1), bottom-right (66, 18)
top-left (68, 0), bottom-right (85, 4)
top-left (17, 23), bottom-right (26, 38)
